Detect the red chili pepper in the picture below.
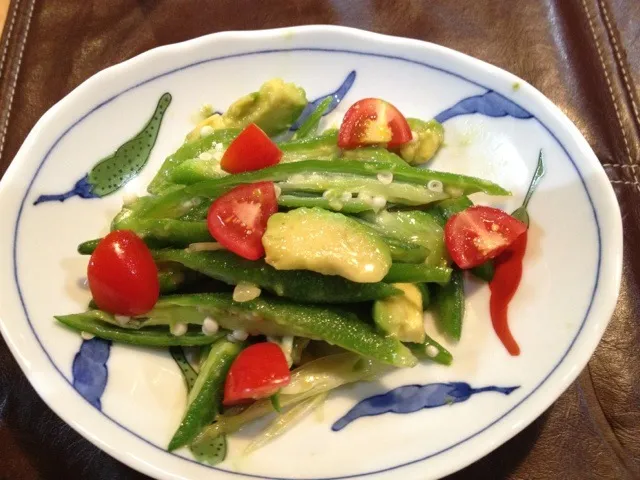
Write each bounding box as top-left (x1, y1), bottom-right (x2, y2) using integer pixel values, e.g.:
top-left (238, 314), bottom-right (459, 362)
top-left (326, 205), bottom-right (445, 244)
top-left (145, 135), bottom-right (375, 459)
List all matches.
top-left (488, 231), bottom-right (528, 356)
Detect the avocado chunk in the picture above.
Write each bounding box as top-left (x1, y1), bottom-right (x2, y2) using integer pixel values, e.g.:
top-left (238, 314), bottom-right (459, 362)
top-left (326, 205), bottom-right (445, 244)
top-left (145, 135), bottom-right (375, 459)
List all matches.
top-left (223, 79), bottom-right (307, 136)
top-left (186, 114), bottom-right (227, 142)
top-left (186, 79), bottom-right (308, 141)
top-left (373, 283), bottom-right (426, 343)
top-left (262, 207), bottom-right (392, 283)
top-left (400, 118), bottom-right (444, 165)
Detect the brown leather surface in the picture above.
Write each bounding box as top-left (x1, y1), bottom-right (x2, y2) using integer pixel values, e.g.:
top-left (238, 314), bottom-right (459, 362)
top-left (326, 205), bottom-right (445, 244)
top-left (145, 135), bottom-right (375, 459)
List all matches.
top-left (0, 1), bottom-right (638, 479)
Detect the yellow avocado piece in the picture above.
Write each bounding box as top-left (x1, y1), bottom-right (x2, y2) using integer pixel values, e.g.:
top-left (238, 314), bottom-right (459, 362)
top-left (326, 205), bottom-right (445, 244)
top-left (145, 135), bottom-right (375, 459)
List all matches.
top-left (373, 283), bottom-right (426, 343)
top-left (262, 207), bottom-right (392, 283)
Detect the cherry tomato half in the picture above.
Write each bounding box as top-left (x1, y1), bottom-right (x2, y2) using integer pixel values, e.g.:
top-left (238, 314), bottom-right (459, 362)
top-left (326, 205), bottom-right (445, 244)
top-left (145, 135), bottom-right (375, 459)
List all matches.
top-left (220, 123), bottom-right (282, 174)
top-left (444, 206), bottom-right (527, 269)
top-left (338, 98), bottom-right (412, 149)
top-left (207, 182), bottom-right (278, 260)
top-left (223, 342), bottom-right (291, 406)
top-left (87, 230), bottom-right (159, 316)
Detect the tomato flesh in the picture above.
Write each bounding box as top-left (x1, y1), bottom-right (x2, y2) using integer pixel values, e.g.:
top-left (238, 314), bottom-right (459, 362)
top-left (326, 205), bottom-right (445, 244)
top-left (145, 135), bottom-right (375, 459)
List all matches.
top-left (223, 342), bottom-right (291, 406)
top-left (87, 230), bottom-right (159, 316)
top-left (220, 123), bottom-right (282, 174)
top-left (207, 182), bottom-right (277, 260)
top-left (444, 206), bottom-right (527, 269)
top-left (338, 98), bottom-right (412, 149)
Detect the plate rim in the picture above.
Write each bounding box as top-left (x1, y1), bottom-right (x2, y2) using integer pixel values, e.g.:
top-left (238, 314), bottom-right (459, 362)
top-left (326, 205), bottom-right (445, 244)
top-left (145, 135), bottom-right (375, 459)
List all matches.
top-left (0, 25), bottom-right (623, 480)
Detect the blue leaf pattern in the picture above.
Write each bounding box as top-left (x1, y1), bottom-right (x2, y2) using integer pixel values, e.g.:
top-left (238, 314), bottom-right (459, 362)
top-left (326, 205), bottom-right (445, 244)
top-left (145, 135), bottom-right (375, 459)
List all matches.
top-left (434, 90), bottom-right (533, 124)
top-left (72, 338), bottom-right (111, 410)
top-left (332, 382), bottom-right (519, 431)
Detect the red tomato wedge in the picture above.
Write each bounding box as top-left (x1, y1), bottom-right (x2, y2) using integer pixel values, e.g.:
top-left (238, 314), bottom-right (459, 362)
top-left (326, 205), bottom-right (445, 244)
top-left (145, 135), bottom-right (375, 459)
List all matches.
top-left (207, 182), bottom-right (277, 260)
top-left (338, 98), bottom-right (412, 149)
top-left (220, 123), bottom-right (282, 174)
top-left (445, 206), bottom-right (527, 269)
top-left (87, 230), bottom-right (159, 316)
top-left (223, 342), bottom-right (291, 406)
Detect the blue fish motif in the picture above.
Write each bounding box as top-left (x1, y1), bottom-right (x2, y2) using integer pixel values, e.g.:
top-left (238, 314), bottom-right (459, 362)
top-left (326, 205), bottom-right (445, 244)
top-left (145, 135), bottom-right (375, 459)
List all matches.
top-left (71, 338), bottom-right (111, 410)
top-left (434, 90), bottom-right (532, 124)
top-left (332, 382), bottom-right (519, 431)
top-left (291, 70), bottom-right (356, 130)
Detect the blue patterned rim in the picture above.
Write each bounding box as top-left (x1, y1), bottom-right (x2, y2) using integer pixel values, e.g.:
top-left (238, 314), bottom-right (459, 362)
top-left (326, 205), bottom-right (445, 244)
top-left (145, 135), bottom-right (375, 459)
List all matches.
top-left (11, 47), bottom-right (601, 480)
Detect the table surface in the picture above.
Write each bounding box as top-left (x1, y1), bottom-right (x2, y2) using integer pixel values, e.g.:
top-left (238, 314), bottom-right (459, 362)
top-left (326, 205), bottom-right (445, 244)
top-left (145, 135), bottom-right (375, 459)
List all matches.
top-left (0, 1), bottom-right (639, 479)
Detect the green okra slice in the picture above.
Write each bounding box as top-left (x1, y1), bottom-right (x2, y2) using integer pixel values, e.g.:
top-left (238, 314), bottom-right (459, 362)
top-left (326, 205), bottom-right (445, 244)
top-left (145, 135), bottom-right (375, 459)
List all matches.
top-left (341, 147), bottom-right (408, 166)
top-left (355, 210), bottom-right (446, 267)
top-left (384, 263), bottom-right (452, 284)
top-left (277, 194), bottom-right (374, 214)
top-left (55, 312), bottom-right (227, 346)
top-left (147, 128), bottom-right (240, 195)
top-left (153, 249), bottom-right (401, 304)
top-left (168, 338), bottom-right (243, 451)
top-left (433, 269), bottom-right (465, 341)
top-left (407, 334), bottom-right (453, 366)
top-left (78, 294), bottom-right (417, 368)
top-left (119, 160), bottom-right (509, 223)
top-left (291, 98), bottom-right (332, 140)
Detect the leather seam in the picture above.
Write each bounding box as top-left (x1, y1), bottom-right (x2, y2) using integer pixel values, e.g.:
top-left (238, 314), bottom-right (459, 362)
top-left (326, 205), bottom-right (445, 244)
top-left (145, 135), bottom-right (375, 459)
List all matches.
top-left (597, 0), bottom-right (640, 140)
top-left (602, 163), bottom-right (640, 168)
top-left (0, 0), bottom-right (21, 82)
top-left (0, 0), bottom-right (36, 162)
top-left (579, 0), bottom-right (639, 188)
top-left (609, 180), bottom-right (640, 186)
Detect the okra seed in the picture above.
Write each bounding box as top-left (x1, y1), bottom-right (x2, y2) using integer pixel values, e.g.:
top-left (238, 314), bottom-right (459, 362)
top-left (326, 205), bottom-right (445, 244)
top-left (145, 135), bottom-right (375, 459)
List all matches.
top-left (171, 323), bottom-right (188, 336)
top-left (425, 345), bottom-right (440, 358)
top-left (377, 172), bottom-right (393, 185)
top-left (427, 180), bottom-right (443, 193)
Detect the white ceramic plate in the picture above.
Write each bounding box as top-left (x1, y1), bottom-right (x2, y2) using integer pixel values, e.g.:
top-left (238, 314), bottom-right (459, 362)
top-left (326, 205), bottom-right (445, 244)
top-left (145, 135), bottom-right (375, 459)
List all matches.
top-left (0, 26), bottom-right (622, 480)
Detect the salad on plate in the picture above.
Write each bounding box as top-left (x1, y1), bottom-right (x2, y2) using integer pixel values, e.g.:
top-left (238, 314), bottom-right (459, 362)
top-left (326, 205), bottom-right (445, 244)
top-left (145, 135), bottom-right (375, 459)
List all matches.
top-left (55, 78), bottom-right (539, 465)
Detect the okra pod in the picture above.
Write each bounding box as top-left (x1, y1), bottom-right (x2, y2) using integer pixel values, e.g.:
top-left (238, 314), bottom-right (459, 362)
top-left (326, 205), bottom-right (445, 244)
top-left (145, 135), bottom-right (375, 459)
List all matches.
top-left (147, 128), bottom-right (240, 194)
top-left (291, 98), bottom-right (332, 140)
top-left (434, 269), bottom-right (465, 340)
top-left (383, 264), bottom-right (452, 284)
top-left (168, 338), bottom-right (243, 450)
top-left (153, 249), bottom-right (401, 304)
top-left (120, 160), bottom-right (509, 223)
top-left (80, 294), bottom-right (417, 367)
top-left (407, 334), bottom-right (453, 366)
top-left (55, 312), bottom-right (227, 346)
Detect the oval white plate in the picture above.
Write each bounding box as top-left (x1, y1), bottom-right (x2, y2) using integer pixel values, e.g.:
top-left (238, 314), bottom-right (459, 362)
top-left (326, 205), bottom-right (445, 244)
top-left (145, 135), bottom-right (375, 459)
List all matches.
top-left (0, 26), bottom-right (622, 480)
